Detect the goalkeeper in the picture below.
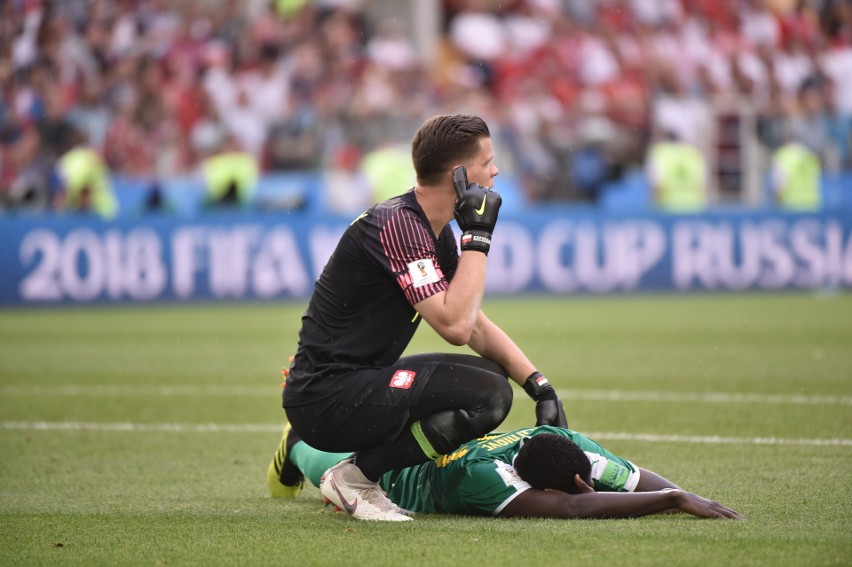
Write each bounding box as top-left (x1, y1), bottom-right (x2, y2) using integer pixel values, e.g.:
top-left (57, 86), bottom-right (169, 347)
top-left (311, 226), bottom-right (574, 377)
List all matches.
top-left (270, 423), bottom-right (743, 520)
top-left (277, 115), bottom-right (567, 522)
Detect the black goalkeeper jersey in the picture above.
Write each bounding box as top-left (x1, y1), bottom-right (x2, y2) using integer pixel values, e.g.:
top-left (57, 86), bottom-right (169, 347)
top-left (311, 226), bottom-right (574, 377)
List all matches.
top-left (283, 190), bottom-right (459, 404)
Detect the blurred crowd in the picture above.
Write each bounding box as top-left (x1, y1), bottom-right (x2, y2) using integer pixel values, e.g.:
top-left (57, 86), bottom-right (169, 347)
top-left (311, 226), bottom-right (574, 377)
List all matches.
top-left (0, 0), bottom-right (850, 216)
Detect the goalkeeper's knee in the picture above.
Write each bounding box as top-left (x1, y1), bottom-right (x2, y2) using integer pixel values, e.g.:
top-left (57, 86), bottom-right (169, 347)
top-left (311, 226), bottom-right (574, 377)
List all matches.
top-left (418, 379), bottom-right (512, 454)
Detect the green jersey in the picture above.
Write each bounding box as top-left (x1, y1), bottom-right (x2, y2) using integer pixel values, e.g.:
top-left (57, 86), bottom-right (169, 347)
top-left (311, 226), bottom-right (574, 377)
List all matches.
top-left (380, 426), bottom-right (639, 516)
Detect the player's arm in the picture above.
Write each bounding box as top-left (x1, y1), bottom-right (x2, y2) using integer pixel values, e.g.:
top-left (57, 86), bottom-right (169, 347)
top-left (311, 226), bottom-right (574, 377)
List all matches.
top-left (635, 467), bottom-right (680, 492)
top-left (414, 166), bottom-right (501, 346)
top-left (463, 310), bottom-right (568, 427)
top-left (465, 310), bottom-right (568, 427)
top-left (466, 310), bottom-right (533, 385)
top-left (500, 477), bottom-right (742, 520)
top-left (415, 252), bottom-right (489, 346)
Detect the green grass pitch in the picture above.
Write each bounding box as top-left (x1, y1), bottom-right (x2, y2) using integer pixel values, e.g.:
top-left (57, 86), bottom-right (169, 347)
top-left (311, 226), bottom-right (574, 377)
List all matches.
top-left (1, 293), bottom-right (850, 566)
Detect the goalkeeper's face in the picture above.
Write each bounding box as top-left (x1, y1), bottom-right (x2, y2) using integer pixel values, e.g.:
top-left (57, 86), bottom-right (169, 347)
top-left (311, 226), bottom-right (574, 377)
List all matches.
top-left (464, 138), bottom-right (499, 189)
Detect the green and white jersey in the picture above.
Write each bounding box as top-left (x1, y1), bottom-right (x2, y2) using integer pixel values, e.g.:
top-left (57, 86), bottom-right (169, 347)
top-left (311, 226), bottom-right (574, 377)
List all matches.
top-left (380, 426), bottom-right (639, 516)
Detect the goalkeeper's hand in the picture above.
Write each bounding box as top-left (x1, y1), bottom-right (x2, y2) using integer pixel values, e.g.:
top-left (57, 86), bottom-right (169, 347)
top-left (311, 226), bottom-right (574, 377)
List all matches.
top-left (452, 165), bottom-right (501, 255)
top-left (523, 371), bottom-right (568, 428)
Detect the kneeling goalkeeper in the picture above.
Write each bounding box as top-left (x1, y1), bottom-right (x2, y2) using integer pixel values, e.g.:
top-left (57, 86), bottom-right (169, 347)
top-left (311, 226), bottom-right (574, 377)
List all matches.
top-left (276, 115), bottom-right (568, 522)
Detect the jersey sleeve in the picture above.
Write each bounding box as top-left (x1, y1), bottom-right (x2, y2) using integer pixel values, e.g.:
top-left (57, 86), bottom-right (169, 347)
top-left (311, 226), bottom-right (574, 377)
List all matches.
top-left (457, 460), bottom-right (532, 516)
top-left (584, 452), bottom-right (640, 492)
top-left (577, 441), bottom-right (640, 492)
top-left (378, 210), bottom-right (450, 306)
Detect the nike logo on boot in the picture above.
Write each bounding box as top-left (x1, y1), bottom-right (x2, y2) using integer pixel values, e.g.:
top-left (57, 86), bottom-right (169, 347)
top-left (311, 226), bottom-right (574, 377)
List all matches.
top-left (330, 476), bottom-right (358, 515)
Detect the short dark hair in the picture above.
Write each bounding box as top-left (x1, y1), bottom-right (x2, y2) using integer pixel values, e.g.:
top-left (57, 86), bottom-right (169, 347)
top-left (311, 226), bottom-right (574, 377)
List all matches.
top-left (411, 114), bottom-right (490, 185)
top-left (513, 433), bottom-right (592, 494)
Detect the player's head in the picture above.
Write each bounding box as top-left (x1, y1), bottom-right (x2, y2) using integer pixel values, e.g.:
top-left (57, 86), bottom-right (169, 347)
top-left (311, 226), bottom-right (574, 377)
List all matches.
top-left (513, 433), bottom-right (592, 494)
top-left (412, 114), bottom-right (490, 186)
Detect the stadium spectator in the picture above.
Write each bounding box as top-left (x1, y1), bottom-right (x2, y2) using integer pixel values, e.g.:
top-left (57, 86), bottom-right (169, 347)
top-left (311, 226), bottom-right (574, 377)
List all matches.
top-left (34, 65), bottom-right (76, 163)
top-left (279, 114), bottom-right (567, 522)
top-left (757, 83), bottom-right (792, 150)
top-left (359, 142), bottom-right (418, 203)
top-left (269, 423), bottom-right (743, 520)
top-left (218, 86), bottom-right (268, 163)
top-left (323, 145), bottom-right (373, 215)
top-left (365, 17), bottom-right (419, 72)
top-left (55, 131), bottom-right (118, 219)
top-left (502, 0), bottom-right (557, 61)
top-left (448, 0), bottom-right (508, 89)
top-left (576, 23), bottom-right (621, 88)
top-left (785, 79), bottom-right (837, 168)
top-left (103, 89), bottom-right (157, 177)
top-left (772, 34), bottom-right (815, 98)
top-left (1, 0), bottom-right (851, 213)
top-left (651, 67), bottom-right (711, 150)
top-left (570, 119), bottom-right (623, 204)
top-left (629, 0), bottom-right (683, 28)
top-left (739, 0), bottom-right (781, 49)
top-left (262, 40), bottom-right (326, 171)
top-left (188, 90), bottom-right (229, 165)
top-left (500, 74), bottom-right (570, 202)
top-left (819, 23), bottom-right (852, 169)
top-left (1, 127), bottom-right (56, 211)
top-left (239, 42), bottom-right (291, 127)
top-left (771, 139), bottom-right (822, 210)
top-left (66, 76), bottom-right (110, 153)
top-left (201, 134), bottom-right (258, 208)
top-left (646, 130), bottom-right (708, 212)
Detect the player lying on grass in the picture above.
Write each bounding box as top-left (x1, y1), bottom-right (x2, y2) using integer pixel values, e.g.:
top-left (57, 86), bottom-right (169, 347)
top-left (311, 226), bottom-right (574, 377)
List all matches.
top-left (268, 423), bottom-right (743, 520)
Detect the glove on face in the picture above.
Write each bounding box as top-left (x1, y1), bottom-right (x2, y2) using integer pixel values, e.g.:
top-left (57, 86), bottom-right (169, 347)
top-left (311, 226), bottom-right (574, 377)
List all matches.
top-left (453, 166), bottom-right (501, 255)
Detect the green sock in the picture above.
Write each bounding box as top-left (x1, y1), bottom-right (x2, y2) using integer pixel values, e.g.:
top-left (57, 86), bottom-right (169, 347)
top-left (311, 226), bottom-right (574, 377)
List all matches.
top-left (289, 442), bottom-right (353, 488)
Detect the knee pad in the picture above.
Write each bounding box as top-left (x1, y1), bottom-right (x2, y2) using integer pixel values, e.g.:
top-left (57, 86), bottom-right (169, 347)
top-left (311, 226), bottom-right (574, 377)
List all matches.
top-left (419, 377), bottom-right (513, 454)
top-left (481, 377), bottom-right (514, 428)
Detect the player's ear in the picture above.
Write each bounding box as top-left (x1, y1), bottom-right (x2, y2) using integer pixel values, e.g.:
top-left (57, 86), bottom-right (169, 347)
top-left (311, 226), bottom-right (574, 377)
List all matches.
top-left (573, 474), bottom-right (595, 494)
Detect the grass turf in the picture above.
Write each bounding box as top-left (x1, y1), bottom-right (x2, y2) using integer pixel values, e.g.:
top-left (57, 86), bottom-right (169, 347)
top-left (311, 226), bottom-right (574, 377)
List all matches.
top-left (1, 293), bottom-right (850, 566)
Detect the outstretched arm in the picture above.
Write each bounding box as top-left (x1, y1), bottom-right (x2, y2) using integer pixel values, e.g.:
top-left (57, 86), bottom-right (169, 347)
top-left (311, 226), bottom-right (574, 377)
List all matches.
top-left (500, 475), bottom-right (742, 520)
top-left (635, 467), bottom-right (681, 491)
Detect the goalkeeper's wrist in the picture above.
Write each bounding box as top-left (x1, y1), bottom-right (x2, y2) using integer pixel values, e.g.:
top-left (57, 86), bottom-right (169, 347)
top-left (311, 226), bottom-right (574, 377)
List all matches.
top-left (460, 230), bottom-right (492, 255)
top-left (523, 371), bottom-right (557, 401)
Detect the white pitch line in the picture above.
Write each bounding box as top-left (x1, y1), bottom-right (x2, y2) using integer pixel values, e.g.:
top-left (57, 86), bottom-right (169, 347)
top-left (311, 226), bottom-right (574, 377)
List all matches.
top-left (583, 431), bottom-right (852, 447)
top-left (2, 421), bottom-right (851, 447)
top-left (0, 421), bottom-right (279, 433)
top-left (1, 385), bottom-right (850, 406)
top-left (558, 390), bottom-right (852, 406)
top-left (0, 385), bottom-right (277, 396)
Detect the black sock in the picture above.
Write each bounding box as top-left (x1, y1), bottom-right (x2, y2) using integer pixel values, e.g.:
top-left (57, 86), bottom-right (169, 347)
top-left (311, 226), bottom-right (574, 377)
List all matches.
top-left (353, 429), bottom-right (428, 482)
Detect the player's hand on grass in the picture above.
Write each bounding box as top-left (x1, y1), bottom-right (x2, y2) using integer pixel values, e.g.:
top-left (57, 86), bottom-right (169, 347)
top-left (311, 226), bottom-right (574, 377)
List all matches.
top-left (453, 165), bottom-right (501, 255)
top-left (522, 371), bottom-right (568, 428)
top-left (674, 490), bottom-right (744, 520)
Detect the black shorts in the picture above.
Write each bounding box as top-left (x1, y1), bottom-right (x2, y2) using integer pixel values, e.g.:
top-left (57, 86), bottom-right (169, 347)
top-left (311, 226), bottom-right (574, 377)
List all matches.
top-left (283, 353), bottom-right (508, 453)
